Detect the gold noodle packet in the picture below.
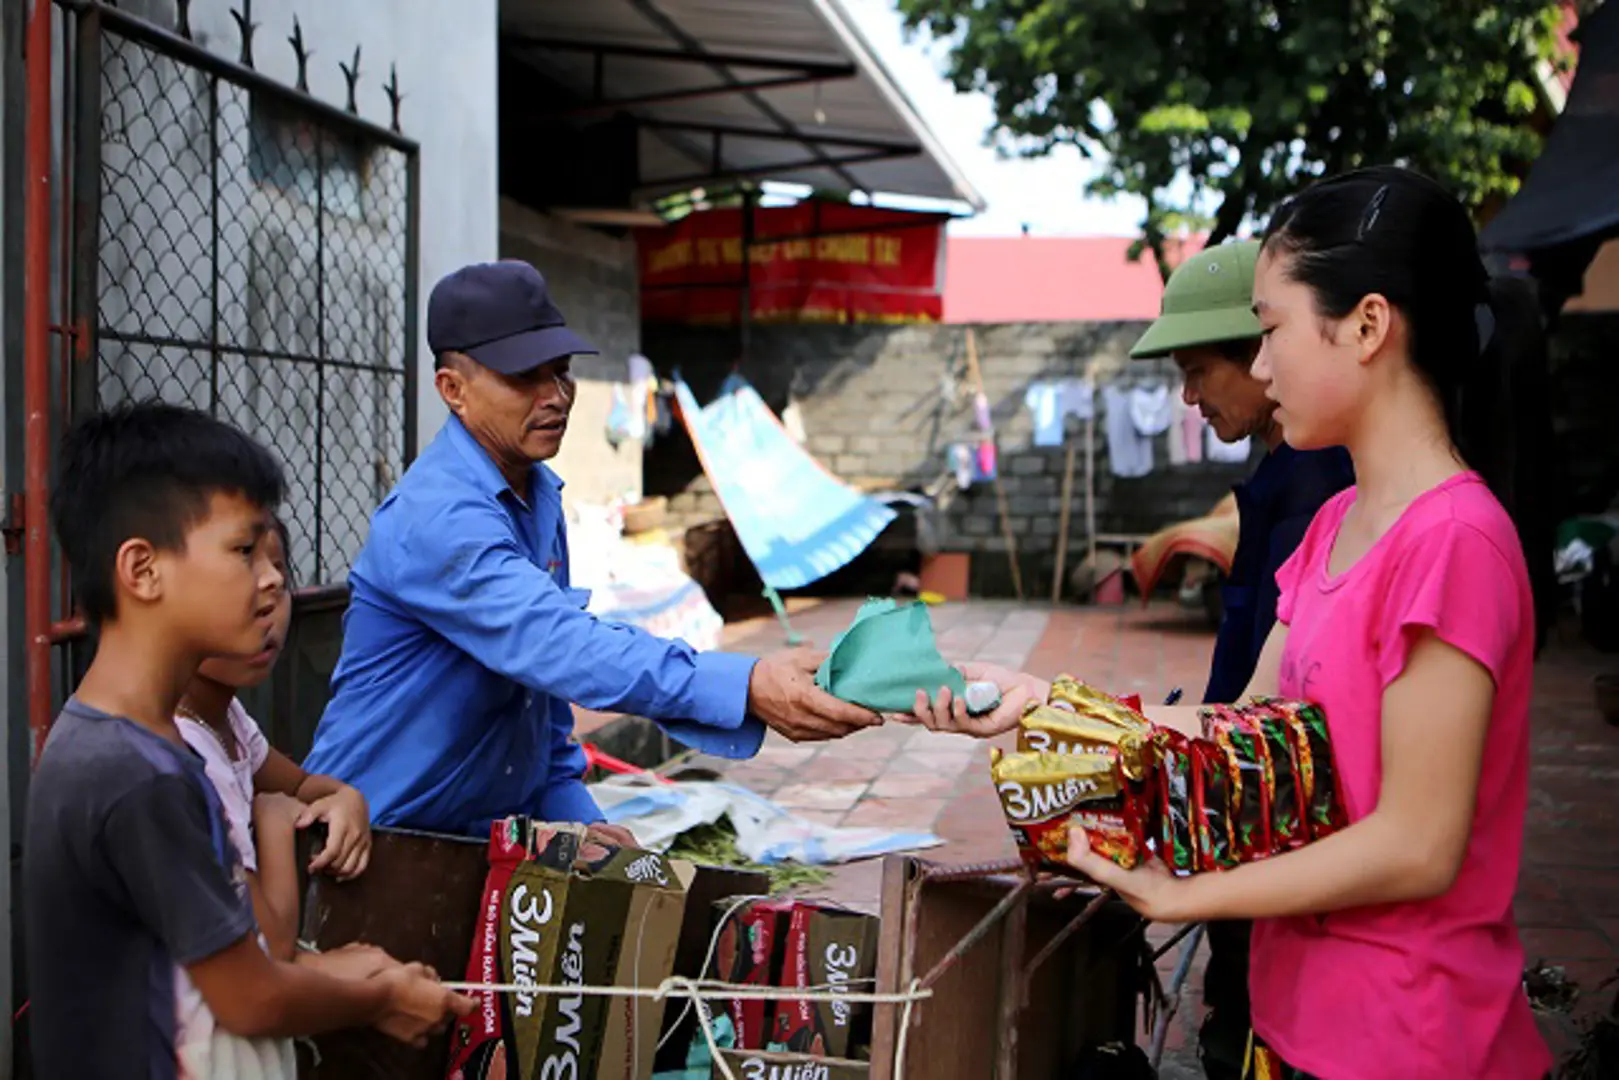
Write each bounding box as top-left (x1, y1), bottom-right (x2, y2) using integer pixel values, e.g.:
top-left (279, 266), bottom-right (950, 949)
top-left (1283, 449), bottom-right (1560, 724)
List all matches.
top-left (1016, 705), bottom-right (1155, 782)
top-left (1048, 675), bottom-right (1151, 732)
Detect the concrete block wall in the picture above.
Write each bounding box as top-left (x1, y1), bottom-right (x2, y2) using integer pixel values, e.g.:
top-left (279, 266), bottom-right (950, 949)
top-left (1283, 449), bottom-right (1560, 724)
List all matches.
top-left (500, 199), bottom-right (643, 507)
top-left (641, 322), bottom-right (1254, 598)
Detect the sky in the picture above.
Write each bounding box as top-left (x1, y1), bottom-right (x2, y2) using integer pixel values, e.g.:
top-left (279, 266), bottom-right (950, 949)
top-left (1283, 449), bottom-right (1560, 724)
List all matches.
top-left (838, 0), bottom-right (1147, 238)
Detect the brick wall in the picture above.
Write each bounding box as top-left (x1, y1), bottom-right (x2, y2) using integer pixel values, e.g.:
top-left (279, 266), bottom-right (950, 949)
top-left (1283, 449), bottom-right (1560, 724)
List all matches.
top-left (641, 321), bottom-right (1254, 598)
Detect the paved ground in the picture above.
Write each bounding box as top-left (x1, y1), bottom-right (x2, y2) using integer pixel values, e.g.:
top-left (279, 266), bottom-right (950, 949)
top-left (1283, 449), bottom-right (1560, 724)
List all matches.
top-left (692, 596), bottom-right (1619, 1073)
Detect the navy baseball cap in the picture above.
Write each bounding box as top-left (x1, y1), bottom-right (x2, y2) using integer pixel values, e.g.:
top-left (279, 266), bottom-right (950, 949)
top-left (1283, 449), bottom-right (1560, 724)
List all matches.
top-left (427, 261), bottom-right (597, 375)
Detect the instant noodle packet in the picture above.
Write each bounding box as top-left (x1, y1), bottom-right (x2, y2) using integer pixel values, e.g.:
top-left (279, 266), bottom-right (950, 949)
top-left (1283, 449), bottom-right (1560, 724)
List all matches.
top-left (1245, 702), bottom-right (1309, 851)
top-left (1190, 740), bottom-right (1240, 871)
top-left (1201, 705), bottom-right (1273, 861)
top-left (990, 749), bottom-right (1148, 869)
top-left (1152, 728), bottom-right (1199, 874)
top-left (1047, 676), bottom-right (1150, 731)
top-left (1252, 697), bottom-right (1346, 840)
top-left (1017, 704), bottom-right (1156, 782)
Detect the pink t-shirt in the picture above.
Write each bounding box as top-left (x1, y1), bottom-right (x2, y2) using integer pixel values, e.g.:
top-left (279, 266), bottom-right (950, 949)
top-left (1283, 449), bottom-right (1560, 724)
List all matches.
top-left (176, 700), bottom-right (271, 872)
top-left (1252, 472), bottom-right (1550, 1079)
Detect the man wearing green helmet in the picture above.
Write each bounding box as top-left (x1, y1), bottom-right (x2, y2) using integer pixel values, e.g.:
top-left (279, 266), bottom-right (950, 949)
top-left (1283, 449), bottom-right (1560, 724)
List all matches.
top-left (1130, 240), bottom-right (1353, 1080)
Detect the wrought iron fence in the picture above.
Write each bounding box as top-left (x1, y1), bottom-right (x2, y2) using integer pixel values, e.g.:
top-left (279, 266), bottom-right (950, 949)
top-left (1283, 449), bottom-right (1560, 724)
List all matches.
top-left (73, 5), bottom-right (419, 588)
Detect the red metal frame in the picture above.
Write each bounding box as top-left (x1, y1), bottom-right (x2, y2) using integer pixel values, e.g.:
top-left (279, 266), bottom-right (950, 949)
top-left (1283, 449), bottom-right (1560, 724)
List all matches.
top-left (25, 0), bottom-right (55, 763)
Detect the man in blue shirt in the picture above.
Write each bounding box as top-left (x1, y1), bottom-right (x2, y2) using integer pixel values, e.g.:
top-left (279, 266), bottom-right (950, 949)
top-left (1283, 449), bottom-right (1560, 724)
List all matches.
top-left (305, 261), bottom-right (878, 843)
top-left (1128, 241), bottom-right (1354, 1079)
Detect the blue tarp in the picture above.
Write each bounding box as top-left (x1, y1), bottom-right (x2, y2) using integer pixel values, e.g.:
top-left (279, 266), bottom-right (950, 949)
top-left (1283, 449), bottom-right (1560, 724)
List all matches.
top-left (673, 376), bottom-right (896, 591)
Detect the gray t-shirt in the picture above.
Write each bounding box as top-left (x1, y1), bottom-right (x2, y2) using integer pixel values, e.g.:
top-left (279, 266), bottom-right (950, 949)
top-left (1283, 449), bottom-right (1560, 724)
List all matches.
top-left (25, 698), bottom-right (256, 1079)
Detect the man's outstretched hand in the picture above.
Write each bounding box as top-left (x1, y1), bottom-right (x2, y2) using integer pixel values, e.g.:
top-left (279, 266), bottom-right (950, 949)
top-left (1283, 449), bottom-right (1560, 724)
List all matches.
top-left (748, 649), bottom-right (882, 742)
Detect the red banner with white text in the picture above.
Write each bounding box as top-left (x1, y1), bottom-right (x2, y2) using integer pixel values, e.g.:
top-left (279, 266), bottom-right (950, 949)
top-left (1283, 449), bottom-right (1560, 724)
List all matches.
top-left (637, 202), bottom-right (945, 326)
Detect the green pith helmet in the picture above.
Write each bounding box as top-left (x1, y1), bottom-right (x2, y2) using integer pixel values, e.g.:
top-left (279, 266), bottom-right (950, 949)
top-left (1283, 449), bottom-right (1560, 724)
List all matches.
top-left (1129, 240), bottom-right (1263, 360)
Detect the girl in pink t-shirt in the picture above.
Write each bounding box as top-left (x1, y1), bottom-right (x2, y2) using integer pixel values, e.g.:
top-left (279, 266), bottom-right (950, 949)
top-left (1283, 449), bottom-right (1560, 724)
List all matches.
top-left (914, 167), bottom-right (1553, 1078)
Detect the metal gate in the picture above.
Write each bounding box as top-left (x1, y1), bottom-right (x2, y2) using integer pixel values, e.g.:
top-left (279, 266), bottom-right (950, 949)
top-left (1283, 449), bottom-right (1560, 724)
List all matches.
top-left (22, 1), bottom-right (420, 755)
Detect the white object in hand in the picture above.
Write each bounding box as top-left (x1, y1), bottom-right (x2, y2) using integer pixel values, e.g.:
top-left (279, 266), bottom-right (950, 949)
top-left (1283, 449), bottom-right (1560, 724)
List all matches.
top-left (964, 681), bottom-right (1002, 716)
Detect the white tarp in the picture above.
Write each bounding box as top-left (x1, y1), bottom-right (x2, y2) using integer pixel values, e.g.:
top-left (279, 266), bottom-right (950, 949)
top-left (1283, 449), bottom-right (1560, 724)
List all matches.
top-left (589, 776), bottom-right (942, 866)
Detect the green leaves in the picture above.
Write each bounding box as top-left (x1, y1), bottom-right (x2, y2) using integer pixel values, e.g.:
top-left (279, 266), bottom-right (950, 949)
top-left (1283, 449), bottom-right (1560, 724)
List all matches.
top-left (897, 0), bottom-right (1567, 276)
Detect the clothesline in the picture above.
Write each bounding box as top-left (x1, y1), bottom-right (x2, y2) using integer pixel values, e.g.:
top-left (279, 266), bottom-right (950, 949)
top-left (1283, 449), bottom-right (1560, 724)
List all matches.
top-left (1024, 375), bottom-right (1250, 476)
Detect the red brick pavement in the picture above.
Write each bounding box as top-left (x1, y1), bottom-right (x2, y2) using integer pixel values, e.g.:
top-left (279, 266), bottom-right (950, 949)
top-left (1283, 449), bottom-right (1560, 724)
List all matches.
top-left (680, 598), bottom-right (1619, 1072)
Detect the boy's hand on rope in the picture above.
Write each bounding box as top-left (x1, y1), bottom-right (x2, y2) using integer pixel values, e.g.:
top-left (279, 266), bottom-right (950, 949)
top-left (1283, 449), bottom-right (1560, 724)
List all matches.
top-left (374, 963), bottom-right (475, 1048)
top-left (300, 784), bottom-right (372, 881)
top-left (300, 942), bottom-right (398, 982)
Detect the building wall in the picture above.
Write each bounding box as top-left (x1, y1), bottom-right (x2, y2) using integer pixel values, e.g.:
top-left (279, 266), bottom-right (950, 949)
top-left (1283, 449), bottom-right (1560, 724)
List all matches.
top-left (80, 0), bottom-right (499, 757)
top-left (86, 0), bottom-right (498, 585)
top-left (1565, 238), bottom-right (1619, 314)
top-left (499, 199), bottom-right (643, 508)
top-left (168, 0), bottom-right (500, 451)
top-left (641, 322), bottom-right (1255, 598)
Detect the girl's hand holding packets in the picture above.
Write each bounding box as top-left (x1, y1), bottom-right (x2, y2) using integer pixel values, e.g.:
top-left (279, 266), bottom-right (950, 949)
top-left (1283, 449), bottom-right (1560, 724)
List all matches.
top-left (900, 662), bottom-right (1051, 737)
top-left (1063, 824), bottom-right (1189, 922)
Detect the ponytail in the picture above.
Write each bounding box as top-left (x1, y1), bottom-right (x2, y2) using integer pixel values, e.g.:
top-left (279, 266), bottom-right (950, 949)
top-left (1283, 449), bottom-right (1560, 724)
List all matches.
top-left (1463, 276), bottom-right (1556, 653)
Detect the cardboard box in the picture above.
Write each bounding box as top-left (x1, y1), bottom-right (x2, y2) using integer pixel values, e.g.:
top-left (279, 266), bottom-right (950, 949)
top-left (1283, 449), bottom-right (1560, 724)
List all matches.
top-left (446, 819), bottom-right (583, 1080)
top-left (713, 899), bottom-right (793, 1050)
top-left (594, 853), bottom-right (694, 1080)
top-left (531, 843), bottom-right (694, 1080)
top-left (769, 905), bottom-right (879, 1060)
top-left (653, 867), bottom-right (773, 1074)
top-left (712, 1050), bottom-right (870, 1080)
top-left (500, 825), bottom-right (587, 1080)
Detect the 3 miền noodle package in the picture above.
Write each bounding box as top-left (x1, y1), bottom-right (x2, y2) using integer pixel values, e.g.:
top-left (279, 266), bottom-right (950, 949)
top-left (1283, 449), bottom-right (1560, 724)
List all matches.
top-left (989, 676), bottom-right (1346, 875)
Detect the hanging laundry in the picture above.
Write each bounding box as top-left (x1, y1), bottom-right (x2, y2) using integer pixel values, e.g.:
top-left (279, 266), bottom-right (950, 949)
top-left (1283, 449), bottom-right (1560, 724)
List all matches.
top-left (628, 354), bottom-right (655, 434)
top-left (781, 399), bottom-right (808, 445)
top-left (1128, 382), bottom-right (1175, 437)
top-left (949, 444), bottom-right (974, 490)
top-left (1206, 428), bottom-right (1252, 463)
top-left (1167, 389), bottom-right (1207, 466)
top-left (605, 385), bottom-right (635, 448)
top-left (974, 440), bottom-right (998, 482)
top-left (653, 386), bottom-right (674, 437)
top-left (1181, 396), bottom-right (1206, 464)
top-left (1167, 389), bottom-right (1190, 466)
top-left (1103, 384), bottom-right (1153, 479)
top-left (972, 390), bottom-right (994, 434)
top-left (1024, 378), bottom-right (1095, 448)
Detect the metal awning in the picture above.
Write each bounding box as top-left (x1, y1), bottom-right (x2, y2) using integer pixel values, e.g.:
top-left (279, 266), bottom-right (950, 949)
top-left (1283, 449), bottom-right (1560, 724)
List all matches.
top-left (1481, 2), bottom-right (1619, 254)
top-left (500, 0), bottom-right (983, 211)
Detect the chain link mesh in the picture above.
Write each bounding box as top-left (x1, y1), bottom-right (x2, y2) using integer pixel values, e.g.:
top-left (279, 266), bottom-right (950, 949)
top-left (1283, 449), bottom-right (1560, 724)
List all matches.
top-left (94, 26), bottom-right (414, 587)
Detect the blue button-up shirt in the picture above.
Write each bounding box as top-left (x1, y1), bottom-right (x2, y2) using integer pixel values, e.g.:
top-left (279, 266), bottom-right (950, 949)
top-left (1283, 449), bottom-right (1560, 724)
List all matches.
top-left (304, 416), bottom-right (764, 836)
top-left (1203, 443), bottom-right (1355, 705)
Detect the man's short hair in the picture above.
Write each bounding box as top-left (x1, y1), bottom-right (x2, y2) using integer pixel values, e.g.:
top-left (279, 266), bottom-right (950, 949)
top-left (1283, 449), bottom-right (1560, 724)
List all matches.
top-left (1211, 338), bottom-right (1262, 365)
top-left (51, 402), bottom-right (287, 624)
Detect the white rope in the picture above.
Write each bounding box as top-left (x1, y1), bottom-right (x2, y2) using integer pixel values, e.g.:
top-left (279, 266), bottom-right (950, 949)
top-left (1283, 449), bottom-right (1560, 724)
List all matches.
top-left (438, 975), bottom-right (932, 1080)
top-left (654, 892), bottom-right (764, 1054)
top-left (439, 976), bottom-right (930, 1005)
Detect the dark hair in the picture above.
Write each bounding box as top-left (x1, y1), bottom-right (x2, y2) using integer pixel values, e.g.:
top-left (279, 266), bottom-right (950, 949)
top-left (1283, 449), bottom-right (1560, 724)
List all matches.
top-left (1212, 338), bottom-right (1262, 366)
top-left (1262, 165), bottom-right (1554, 648)
top-left (51, 402), bottom-right (287, 624)
top-left (269, 515), bottom-right (298, 592)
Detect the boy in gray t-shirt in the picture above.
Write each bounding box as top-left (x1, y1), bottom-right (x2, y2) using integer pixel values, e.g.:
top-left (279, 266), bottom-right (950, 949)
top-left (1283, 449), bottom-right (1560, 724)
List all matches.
top-left (24, 404), bottom-right (472, 1078)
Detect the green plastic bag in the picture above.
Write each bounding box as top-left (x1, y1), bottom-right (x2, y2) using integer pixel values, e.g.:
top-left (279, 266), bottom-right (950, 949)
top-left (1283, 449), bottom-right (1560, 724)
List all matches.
top-left (814, 598), bottom-right (967, 713)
